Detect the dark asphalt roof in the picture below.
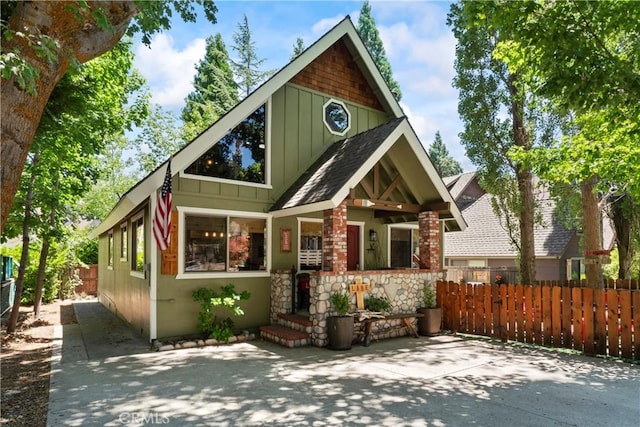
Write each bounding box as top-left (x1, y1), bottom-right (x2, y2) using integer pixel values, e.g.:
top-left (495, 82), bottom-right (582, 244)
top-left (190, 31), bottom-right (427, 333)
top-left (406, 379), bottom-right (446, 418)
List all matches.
top-left (270, 117), bottom-right (405, 212)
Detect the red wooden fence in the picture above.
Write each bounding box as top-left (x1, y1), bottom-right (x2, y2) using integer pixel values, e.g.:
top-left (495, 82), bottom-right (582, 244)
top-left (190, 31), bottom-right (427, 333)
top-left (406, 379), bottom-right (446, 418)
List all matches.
top-left (76, 264), bottom-right (98, 296)
top-left (437, 281), bottom-right (639, 361)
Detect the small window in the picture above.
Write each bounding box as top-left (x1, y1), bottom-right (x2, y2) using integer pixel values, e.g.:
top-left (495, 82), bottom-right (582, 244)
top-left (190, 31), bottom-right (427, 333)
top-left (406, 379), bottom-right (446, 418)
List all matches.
top-left (390, 227), bottom-right (419, 269)
top-left (299, 220), bottom-right (322, 270)
top-left (107, 232), bottom-right (114, 268)
top-left (323, 99), bottom-right (351, 136)
top-left (184, 213), bottom-right (266, 273)
top-left (120, 224), bottom-right (128, 261)
top-left (132, 214), bottom-right (145, 273)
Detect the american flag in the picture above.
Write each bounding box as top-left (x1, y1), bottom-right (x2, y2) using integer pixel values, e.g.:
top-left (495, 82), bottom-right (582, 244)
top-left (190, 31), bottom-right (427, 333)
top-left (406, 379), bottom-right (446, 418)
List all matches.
top-left (153, 160), bottom-right (172, 251)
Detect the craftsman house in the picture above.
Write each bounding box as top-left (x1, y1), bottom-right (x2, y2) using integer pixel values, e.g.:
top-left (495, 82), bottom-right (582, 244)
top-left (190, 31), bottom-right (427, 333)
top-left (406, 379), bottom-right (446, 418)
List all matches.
top-left (442, 172), bottom-right (615, 284)
top-left (90, 17), bottom-right (466, 347)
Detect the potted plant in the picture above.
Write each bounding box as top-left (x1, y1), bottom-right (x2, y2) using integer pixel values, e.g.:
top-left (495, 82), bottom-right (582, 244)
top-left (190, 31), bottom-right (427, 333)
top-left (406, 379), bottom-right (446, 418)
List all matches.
top-left (327, 291), bottom-right (354, 350)
top-left (417, 283), bottom-right (441, 336)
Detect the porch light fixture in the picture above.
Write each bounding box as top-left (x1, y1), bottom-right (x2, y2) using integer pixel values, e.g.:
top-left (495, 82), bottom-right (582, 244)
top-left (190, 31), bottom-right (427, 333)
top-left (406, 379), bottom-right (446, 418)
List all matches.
top-left (369, 229), bottom-right (378, 242)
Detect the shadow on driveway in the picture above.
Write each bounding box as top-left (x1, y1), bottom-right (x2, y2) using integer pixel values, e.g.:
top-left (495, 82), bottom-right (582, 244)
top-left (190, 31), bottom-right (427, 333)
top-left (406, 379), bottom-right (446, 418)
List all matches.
top-left (47, 300), bottom-right (640, 426)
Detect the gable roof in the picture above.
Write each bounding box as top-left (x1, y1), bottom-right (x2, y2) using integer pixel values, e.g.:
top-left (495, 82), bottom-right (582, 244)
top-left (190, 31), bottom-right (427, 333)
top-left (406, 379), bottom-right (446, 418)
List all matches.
top-left (90, 16), bottom-right (464, 238)
top-left (271, 117), bottom-right (405, 212)
top-left (269, 116), bottom-right (466, 231)
top-left (444, 171), bottom-right (478, 201)
top-left (444, 193), bottom-right (575, 258)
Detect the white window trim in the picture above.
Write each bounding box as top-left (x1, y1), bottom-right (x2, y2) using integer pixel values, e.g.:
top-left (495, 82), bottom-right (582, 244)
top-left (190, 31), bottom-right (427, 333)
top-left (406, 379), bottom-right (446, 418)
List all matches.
top-left (387, 223), bottom-right (419, 269)
top-left (179, 99), bottom-right (272, 188)
top-left (176, 206), bottom-right (272, 279)
top-left (130, 210), bottom-right (146, 279)
top-left (119, 223), bottom-right (128, 262)
top-left (297, 217), bottom-right (323, 272)
top-left (322, 98), bottom-right (351, 136)
top-left (107, 230), bottom-right (114, 270)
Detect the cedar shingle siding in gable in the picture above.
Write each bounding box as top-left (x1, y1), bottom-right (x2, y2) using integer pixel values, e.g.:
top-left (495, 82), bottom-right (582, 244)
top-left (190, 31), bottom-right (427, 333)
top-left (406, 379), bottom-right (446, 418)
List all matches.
top-left (291, 39), bottom-right (383, 111)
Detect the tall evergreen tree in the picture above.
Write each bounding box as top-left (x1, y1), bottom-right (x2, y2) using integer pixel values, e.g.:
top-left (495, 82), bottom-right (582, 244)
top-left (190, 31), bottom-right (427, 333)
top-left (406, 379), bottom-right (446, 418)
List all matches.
top-left (231, 14), bottom-right (274, 98)
top-left (291, 37), bottom-right (305, 60)
top-left (182, 33), bottom-right (238, 140)
top-left (428, 131), bottom-right (463, 177)
top-left (357, 1), bottom-right (402, 101)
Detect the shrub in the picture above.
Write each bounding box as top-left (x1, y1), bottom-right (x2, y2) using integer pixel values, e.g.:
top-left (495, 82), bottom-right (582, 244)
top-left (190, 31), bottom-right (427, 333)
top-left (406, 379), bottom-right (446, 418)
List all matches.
top-left (364, 295), bottom-right (391, 313)
top-left (330, 292), bottom-right (350, 316)
top-left (192, 284), bottom-right (250, 341)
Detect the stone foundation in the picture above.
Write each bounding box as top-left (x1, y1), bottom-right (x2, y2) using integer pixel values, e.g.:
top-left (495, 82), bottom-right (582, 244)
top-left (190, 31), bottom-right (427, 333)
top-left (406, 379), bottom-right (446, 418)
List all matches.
top-left (270, 269), bottom-right (445, 347)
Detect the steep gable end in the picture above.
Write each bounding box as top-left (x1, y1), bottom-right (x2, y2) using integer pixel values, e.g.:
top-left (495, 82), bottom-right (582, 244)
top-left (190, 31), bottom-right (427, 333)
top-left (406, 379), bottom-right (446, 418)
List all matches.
top-left (291, 39), bottom-right (383, 111)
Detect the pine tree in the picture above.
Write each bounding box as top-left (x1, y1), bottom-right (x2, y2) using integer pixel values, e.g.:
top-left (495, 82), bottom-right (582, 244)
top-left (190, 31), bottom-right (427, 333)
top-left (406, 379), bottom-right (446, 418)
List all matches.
top-left (428, 131), bottom-right (463, 177)
top-left (182, 33), bottom-right (238, 140)
top-left (231, 14), bottom-right (274, 98)
top-left (291, 37), bottom-right (305, 60)
top-left (357, 1), bottom-right (402, 100)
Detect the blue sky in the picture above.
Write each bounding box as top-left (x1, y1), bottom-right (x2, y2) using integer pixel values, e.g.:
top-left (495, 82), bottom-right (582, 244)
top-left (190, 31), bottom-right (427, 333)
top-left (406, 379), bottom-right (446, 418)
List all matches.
top-left (133, 0), bottom-right (471, 171)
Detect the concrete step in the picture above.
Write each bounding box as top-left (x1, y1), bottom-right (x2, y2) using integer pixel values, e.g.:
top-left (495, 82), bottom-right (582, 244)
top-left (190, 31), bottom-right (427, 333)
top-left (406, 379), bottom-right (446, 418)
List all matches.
top-left (277, 313), bottom-right (313, 334)
top-left (260, 325), bottom-right (310, 348)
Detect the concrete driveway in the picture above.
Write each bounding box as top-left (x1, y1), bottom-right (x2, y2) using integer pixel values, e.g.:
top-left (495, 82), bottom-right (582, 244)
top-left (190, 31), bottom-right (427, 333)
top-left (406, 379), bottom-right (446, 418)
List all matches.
top-left (48, 300), bottom-right (639, 426)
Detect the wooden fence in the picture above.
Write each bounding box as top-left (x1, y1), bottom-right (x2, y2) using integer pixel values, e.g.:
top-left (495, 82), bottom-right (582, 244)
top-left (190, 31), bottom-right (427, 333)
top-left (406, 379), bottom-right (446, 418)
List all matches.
top-left (76, 264), bottom-right (98, 296)
top-left (437, 281), bottom-right (639, 361)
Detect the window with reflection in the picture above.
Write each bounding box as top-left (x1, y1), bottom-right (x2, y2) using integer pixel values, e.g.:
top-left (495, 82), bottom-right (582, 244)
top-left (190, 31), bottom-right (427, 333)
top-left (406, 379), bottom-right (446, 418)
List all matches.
top-left (184, 214), bottom-right (266, 273)
top-left (185, 105), bottom-right (266, 184)
top-left (390, 227), bottom-right (419, 269)
top-left (132, 215), bottom-right (145, 273)
top-left (108, 232), bottom-right (114, 267)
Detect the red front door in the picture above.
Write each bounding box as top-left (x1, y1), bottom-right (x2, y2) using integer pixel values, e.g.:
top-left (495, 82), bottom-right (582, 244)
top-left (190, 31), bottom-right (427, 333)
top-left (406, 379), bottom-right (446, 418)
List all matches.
top-left (347, 225), bottom-right (360, 270)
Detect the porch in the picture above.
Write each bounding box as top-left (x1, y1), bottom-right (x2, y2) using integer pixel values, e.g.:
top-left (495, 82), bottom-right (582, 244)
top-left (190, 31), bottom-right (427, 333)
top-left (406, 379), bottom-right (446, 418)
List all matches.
top-left (266, 268), bottom-right (444, 347)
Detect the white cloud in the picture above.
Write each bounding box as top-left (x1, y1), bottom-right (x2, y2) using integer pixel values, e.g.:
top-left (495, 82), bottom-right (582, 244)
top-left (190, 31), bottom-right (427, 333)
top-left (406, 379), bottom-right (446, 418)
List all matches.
top-left (311, 14), bottom-right (347, 35)
top-left (134, 34), bottom-right (206, 108)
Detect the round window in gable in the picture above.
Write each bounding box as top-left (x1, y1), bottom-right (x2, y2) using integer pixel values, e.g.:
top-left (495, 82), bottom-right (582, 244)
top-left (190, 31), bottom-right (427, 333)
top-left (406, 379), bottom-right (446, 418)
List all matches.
top-left (323, 99), bottom-right (351, 136)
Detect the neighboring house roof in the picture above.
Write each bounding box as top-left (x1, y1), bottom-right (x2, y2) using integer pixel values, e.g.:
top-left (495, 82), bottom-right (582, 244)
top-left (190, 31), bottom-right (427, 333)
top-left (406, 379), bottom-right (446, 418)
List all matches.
top-left (443, 171), bottom-right (477, 200)
top-left (445, 193), bottom-right (575, 258)
top-left (90, 16), bottom-right (465, 238)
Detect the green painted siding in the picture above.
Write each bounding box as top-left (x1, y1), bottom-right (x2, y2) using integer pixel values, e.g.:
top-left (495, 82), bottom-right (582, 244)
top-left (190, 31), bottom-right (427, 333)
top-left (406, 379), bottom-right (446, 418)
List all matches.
top-left (156, 276), bottom-right (269, 339)
top-left (270, 83), bottom-right (390, 199)
top-left (97, 206), bottom-right (150, 339)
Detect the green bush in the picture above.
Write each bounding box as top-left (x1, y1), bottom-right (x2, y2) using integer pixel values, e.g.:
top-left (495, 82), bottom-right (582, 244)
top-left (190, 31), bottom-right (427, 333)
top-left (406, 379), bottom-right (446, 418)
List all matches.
top-left (192, 284), bottom-right (250, 341)
top-left (423, 284), bottom-right (437, 308)
top-left (331, 292), bottom-right (350, 316)
top-left (364, 295), bottom-right (391, 313)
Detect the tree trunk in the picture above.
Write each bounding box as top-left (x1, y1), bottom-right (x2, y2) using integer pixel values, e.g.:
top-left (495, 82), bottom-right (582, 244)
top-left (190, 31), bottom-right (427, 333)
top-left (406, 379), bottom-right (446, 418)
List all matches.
top-left (609, 194), bottom-right (634, 279)
top-left (6, 153), bottom-right (39, 333)
top-left (509, 74), bottom-right (536, 285)
top-left (33, 240), bottom-right (50, 318)
top-left (582, 176), bottom-right (603, 289)
top-left (1, 1), bottom-right (137, 234)
top-left (33, 175), bottom-right (59, 318)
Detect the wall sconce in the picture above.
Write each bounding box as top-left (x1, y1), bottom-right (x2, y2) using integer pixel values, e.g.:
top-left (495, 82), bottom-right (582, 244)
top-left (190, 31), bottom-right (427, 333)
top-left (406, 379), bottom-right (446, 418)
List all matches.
top-left (369, 229), bottom-right (377, 242)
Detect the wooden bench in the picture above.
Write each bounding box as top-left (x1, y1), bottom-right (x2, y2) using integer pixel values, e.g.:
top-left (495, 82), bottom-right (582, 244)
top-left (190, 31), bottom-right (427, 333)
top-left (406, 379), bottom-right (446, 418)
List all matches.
top-left (348, 278), bottom-right (423, 346)
top-left (354, 312), bottom-right (424, 347)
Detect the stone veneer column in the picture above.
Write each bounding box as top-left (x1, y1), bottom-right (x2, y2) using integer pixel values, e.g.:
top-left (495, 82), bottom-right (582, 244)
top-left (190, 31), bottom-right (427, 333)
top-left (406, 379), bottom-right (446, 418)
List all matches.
top-left (418, 211), bottom-right (440, 270)
top-left (322, 201), bottom-right (348, 272)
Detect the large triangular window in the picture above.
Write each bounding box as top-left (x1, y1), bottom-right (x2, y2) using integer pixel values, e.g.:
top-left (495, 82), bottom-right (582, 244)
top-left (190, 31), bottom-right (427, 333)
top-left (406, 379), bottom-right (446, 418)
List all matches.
top-left (185, 104), bottom-right (266, 184)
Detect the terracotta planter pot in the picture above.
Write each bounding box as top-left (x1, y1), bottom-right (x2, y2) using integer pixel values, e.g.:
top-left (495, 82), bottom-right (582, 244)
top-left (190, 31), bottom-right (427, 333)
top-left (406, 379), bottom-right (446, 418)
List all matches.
top-left (417, 307), bottom-right (442, 336)
top-left (327, 316), bottom-right (354, 350)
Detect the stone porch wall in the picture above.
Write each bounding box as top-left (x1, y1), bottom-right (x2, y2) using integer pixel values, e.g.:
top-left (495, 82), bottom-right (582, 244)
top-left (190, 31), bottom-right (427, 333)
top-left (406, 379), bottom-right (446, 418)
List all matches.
top-left (270, 269), bottom-right (445, 347)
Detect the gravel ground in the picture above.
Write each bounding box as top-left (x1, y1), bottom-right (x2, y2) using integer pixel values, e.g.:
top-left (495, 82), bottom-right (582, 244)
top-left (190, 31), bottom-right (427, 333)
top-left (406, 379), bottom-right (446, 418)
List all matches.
top-left (1, 300), bottom-right (77, 427)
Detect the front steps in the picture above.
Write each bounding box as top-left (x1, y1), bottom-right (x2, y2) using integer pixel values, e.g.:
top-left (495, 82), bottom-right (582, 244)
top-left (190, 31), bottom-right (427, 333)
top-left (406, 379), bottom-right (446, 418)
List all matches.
top-left (260, 313), bottom-right (312, 348)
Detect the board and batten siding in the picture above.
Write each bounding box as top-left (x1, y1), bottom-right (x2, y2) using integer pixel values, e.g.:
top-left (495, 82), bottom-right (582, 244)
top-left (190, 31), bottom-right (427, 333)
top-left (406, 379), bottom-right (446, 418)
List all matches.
top-left (98, 207), bottom-right (151, 339)
top-left (270, 83), bottom-right (391, 198)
